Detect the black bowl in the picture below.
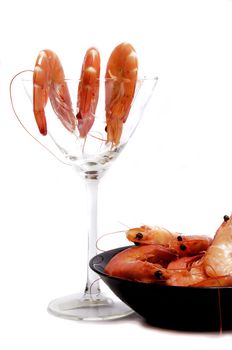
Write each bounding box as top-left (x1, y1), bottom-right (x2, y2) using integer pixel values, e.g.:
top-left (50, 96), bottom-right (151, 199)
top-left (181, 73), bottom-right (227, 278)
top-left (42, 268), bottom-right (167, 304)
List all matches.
top-left (90, 246), bottom-right (232, 332)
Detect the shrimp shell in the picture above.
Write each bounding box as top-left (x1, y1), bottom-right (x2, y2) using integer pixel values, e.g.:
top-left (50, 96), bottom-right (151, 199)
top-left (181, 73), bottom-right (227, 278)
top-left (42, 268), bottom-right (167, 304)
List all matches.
top-left (33, 49), bottom-right (75, 135)
top-left (204, 214), bottom-right (232, 277)
top-left (104, 244), bottom-right (177, 283)
top-left (77, 47), bottom-right (100, 137)
top-left (105, 42), bottom-right (138, 144)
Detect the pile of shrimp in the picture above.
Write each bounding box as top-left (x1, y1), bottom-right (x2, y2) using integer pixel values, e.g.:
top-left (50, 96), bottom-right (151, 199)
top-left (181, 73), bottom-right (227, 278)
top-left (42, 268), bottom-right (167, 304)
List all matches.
top-left (104, 214), bottom-right (232, 287)
top-left (33, 42), bottom-right (138, 145)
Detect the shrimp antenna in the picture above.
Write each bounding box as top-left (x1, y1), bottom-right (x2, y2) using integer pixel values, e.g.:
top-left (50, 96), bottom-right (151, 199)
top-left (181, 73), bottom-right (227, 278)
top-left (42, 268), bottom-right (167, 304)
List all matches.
top-left (117, 221), bottom-right (130, 229)
top-left (88, 132), bottom-right (107, 142)
top-left (204, 264), bottom-right (222, 282)
top-left (10, 70), bottom-right (71, 166)
top-left (199, 264), bottom-right (223, 334)
top-left (81, 130), bottom-right (107, 154)
top-left (217, 289), bottom-right (223, 335)
top-left (90, 278), bottom-right (101, 296)
top-left (96, 230), bottom-right (127, 252)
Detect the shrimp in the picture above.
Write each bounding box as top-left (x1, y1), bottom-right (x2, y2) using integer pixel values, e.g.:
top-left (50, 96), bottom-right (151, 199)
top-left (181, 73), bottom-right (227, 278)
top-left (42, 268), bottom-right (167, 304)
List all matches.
top-left (104, 244), bottom-right (206, 286)
top-left (126, 225), bottom-right (212, 257)
top-left (77, 47), bottom-right (100, 137)
top-left (33, 49), bottom-right (76, 135)
top-left (105, 42), bottom-right (138, 145)
top-left (204, 214), bottom-right (232, 277)
top-left (167, 254), bottom-right (204, 271)
top-left (126, 225), bottom-right (175, 246)
top-left (171, 234), bottom-right (212, 257)
top-left (165, 213), bottom-right (232, 285)
top-left (104, 244), bottom-right (177, 283)
top-left (153, 255), bottom-right (207, 286)
top-left (105, 215), bottom-right (232, 287)
top-left (165, 265), bottom-right (207, 286)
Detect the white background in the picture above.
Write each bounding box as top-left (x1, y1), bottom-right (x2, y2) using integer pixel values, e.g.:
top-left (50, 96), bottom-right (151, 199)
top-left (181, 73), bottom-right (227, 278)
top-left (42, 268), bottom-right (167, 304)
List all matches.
top-left (1, 0), bottom-right (232, 348)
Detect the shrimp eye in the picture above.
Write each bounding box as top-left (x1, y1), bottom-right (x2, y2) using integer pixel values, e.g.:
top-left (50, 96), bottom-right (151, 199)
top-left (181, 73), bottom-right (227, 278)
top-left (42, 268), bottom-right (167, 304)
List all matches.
top-left (76, 111), bottom-right (82, 120)
top-left (154, 270), bottom-right (163, 280)
top-left (177, 235), bottom-right (183, 241)
top-left (105, 126), bottom-right (108, 132)
top-left (135, 232), bottom-right (143, 240)
top-left (224, 215), bottom-right (230, 222)
top-left (180, 244), bottom-right (187, 251)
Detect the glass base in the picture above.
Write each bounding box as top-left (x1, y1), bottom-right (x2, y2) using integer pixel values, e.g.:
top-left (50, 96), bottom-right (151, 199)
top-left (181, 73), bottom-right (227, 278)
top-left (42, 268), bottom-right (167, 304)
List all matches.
top-left (47, 292), bottom-right (133, 321)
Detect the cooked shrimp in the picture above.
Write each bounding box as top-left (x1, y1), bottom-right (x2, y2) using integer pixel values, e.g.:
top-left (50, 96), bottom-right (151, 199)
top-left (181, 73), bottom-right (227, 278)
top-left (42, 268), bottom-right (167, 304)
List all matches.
top-left (167, 254), bottom-right (204, 271)
top-left (104, 244), bottom-right (177, 283)
top-left (204, 214), bottom-right (232, 277)
top-left (105, 42), bottom-right (138, 144)
top-left (126, 225), bottom-right (175, 246)
top-left (104, 244), bottom-right (206, 285)
top-left (154, 255), bottom-right (207, 286)
top-left (165, 265), bottom-right (207, 286)
top-left (126, 225), bottom-right (212, 257)
top-left (165, 215), bottom-right (232, 285)
top-left (106, 215), bottom-right (232, 286)
top-left (171, 235), bottom-right (212, 257)
top-left (33, 49), bottom-right (75, 135)
top-left (77, 47), bottom-right (100, 137)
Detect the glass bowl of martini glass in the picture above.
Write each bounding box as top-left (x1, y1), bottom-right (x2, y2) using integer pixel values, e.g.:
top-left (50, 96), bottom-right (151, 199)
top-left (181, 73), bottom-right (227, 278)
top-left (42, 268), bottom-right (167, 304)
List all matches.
top-left (10, 44), bottom-right (158, 321)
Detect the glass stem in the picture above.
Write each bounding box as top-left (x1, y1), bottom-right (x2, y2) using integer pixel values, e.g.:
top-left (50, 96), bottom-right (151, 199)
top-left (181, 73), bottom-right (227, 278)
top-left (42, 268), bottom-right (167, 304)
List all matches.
top-left (84, 177), bottom-right (101, 296)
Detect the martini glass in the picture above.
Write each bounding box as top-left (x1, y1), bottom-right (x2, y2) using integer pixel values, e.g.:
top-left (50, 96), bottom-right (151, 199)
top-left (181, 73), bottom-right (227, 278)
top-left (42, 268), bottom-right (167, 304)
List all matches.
top-left (10, 71), bottom-right (158, 321)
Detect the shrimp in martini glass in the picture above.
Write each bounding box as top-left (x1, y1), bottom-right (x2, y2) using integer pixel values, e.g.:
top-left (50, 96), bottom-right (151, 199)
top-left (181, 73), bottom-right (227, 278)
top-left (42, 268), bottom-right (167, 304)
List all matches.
top-left (10, 42), bottom-right (158, 321)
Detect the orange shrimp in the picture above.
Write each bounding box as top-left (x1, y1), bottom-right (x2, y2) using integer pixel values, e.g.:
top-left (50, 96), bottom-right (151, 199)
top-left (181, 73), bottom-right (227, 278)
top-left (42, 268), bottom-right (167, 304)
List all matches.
top-left (165, 265), bottom-right (207, 286)
top-left (166, 213), bottom-right (232, 286)
top-left (104, 244), bottom-right (177, 283)
top-left (126, 225), bottom-right (175, 246)
top-left (106, 215), bottom-right (232, 286)
top-left (33, 49), bottom-right (76, 135)
top-left (167, 254), bottom-right (204, 271)
top-left (153, 255), bottom-right (207, 286)
top-left (77, 47), bottom-right (100, 137)
top-left (204, 214), bottom-right (232, 277)
top-left (105, 42), bottom-right (138, 144)
top-left (126, 225), bottom-right (212, 257)
top-left (171, 234), bottom-right (212, 257)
